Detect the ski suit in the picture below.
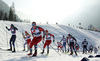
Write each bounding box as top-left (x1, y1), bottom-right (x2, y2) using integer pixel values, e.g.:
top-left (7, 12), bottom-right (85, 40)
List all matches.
top-left (29, 26), bottom-right (44, 55)
top-left (23, 34), bottom-right (31, 49)
top-left (43, 33), bottom-right (54, 50)
top-left (60, 37), bottom-right (67, 52)
top-left (67, 37), bottom-right (76, 52)
top-left (82, 40), bottom-right (88, 54)
top-left (94, 47), bottom-right (98, 54)
top-left (8, 27), bottom-right (18, 48)
top-left (88, 45), bottom-right (93, 53)
top-left (57, 42), bottom-right (63, 51)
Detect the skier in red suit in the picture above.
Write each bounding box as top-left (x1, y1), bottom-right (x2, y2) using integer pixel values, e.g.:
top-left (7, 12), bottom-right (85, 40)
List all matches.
top-left (27, 22), bottom-right (45, 57)
top-left (41, 30), bottom-right (55, 55)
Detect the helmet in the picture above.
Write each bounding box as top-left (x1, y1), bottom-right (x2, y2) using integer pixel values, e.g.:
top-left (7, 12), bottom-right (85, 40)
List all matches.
top-left (63, 35), bottom-right (64, 37)
top-left (68, 34), bottom-right (71, 36)
top-left (45, 30), bottom-right (48, 33)
top-left (25, 31), bottom-right (27, 33)
top-left (11, 24), bottom-right (14, 27)
top-left (84, 39), bottom-right (86, 41)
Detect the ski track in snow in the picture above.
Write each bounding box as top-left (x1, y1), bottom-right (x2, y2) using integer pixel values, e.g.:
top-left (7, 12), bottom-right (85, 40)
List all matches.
top-left (0, 21), bottom-right (100, 61)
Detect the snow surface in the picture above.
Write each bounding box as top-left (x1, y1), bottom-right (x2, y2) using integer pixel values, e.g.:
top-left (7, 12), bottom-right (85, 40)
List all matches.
top-left (0, 21), bottom-right (100, 61)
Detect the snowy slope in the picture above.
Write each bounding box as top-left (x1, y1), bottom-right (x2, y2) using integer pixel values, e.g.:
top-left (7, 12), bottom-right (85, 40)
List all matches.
top-left (0, 21), bottom-right (100, 61)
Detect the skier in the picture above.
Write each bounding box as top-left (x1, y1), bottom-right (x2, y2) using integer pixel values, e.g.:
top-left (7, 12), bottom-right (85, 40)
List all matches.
top-left (66, 36), bottom-right (70, 53)
top-left (27, 22), bottom-right (45, 57)
top-left (57, 42), bottom-right (63, 52)
top-left (60, 35), bottom-right (67, 53)
top-left (22, 31), bottom-right (31, 51)
top-left (82, 39), bottom-right (88, 54)
top-left (75, 43), bottom-right (80, 52)
top-left (6, 24), bottom-right (18, 52)
top-left (67, 34), bottom-right (77, 55)
top-left (94, 47), bottom-right (98, 54)
top-left (88, 44), bottom-right (93, 53)
top-left (41, 30), bottom-right (55, 55)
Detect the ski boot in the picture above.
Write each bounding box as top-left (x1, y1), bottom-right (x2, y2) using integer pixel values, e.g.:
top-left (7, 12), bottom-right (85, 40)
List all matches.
top-left (70, 50), bottom-right (73, 55)
top-left (46, 50), bottom-right (49, 56)
top-left (7, 46), bottom-right (12, 51)
top-left (32, 50), bottom-right (37, 57)
top-left (27, 50), bottom-right (32, 55)
top-left (75, 51), bottom-right (78, 55)
top-left (23, 48), bottom-right (25, 51)
top-left (12, 47), bottom-right (16, 52)
top-left (41, 50), bottom-right (44, 54)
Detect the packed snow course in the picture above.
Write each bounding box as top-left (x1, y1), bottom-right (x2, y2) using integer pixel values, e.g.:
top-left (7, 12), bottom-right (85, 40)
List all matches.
top-left (0, 21), bottom-right (100, 61)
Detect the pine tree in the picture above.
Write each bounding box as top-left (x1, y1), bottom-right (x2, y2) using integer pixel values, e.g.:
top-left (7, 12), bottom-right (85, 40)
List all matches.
top-left (3, 13), bottom-right (8, 20)
top-left (0, 11), bottom-right (3, 20)
top-left (9, 7), bottom-right (13, 21)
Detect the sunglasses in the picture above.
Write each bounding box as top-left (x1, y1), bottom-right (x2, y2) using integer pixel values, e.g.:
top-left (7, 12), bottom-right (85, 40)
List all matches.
top-left (32, 24), bottom-right (35, 26)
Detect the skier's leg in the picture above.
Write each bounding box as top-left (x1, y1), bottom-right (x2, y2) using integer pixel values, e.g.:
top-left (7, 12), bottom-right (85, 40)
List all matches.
top-left (8, 36), bottom-right (13, 51)
top-left (47, 46), bottom-right (49, 54)
top-left (12, 35), bottom-right (16, 52)
top-left (41, 41), bottom-right (47, 54)
top-left (47, 40), bottom-right (51, 54)
top-left (32, 36), bottom-right (42, 56)
top-left (23, 41), bottom-right (27, 51)
top-left (32, 44), bottom-right (37, 57)
top-left (70, 43), bottom-right (73, 55)
top-left (64, 43), bottom-right (66, 52)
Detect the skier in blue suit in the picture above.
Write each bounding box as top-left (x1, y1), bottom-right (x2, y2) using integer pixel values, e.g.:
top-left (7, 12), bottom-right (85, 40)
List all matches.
top-left (6, 24), bottom-right (18, 52)
top-left (60, 35), bottom-right (67, 52)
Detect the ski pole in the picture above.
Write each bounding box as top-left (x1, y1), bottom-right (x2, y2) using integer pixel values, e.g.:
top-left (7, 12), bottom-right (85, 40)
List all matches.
top-left (50, 45), bottom-right (61, 56)
top-left (38, 44), bottom-right (42, 50)
top-left (6, 28), bottom-right (8, 48)
top-left (16, 41), bottom-right (18, 51)
top-left (53, 42), bottom-right (57, 47)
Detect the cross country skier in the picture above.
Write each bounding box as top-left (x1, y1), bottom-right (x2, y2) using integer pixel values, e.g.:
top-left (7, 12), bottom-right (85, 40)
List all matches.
top-left (57, 42), bottom-right (63, 52)
top-left (88, 44), bottom-right (93, 53)
top-left (60, 35), bottom-right (67, 53)
top-left (82, 39), bottom-right (88, 54)
top-left (94, 47), bottom-right (98, 54)
top-left (22, 31), bottom-right (31, 51)
top-left (27, 22), bottom-right (45, 57)
top-left (6, 24), bottom-right (18, 52)
top-left (67, 34), bottom-right (77, 55)
top-left (75, 43), bottom-right (80, 52)
top-left (66, 36), bottom-right (70, 53)
top-left (41, 30), bottom-right (55, 55)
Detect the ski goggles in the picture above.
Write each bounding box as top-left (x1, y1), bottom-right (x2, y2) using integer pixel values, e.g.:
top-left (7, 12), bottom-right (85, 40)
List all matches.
top-left (32, 24), bottom-right (35, 26)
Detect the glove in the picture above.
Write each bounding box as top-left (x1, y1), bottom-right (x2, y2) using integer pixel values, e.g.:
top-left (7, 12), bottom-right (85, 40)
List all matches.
top-left (53, 40), bottom-right (55, 42)
top-left (6, 26), bottom-right (8, 29)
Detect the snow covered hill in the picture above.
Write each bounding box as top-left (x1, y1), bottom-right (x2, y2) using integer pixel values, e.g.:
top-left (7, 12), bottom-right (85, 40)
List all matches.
top-left (0, 21), bottom-right (100, 61)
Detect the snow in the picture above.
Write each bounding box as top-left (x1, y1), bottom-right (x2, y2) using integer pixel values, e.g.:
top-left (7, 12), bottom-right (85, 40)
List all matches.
top-left (0, 21), bottom-right (100, 61)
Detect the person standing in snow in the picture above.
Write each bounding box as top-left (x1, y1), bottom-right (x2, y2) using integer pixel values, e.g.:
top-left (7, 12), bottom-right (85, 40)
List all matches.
top-left (67, 34), bottom-right (77, 55)
top-left (27, 22), bottom-right (45, 57)
top-left (94, 47), bottom-right (98, 54)
top-left (88, 44), bottom-right (93, 53)
top-left (6, 24), bottom-right (18, 52)
top-left (41, 30), bottom-right (55, 55)
top-left (82, 39), bottom-right (88, 54)
top-left (57, 42), bottom-right (63, 52)
top-left (22, 31), bottom-right (31, 51)
top-left (60, 35), bottom-right (67, 53)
